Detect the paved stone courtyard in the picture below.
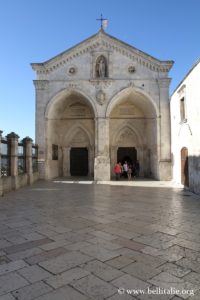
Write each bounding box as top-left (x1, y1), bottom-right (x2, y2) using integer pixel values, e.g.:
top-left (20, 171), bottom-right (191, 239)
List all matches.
top-left (0, 180), bottom-right (200, 299)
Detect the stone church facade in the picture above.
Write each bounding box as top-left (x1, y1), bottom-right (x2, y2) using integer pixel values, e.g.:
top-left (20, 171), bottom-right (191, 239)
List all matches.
top-left (31, 30), bottom-right (173, 181)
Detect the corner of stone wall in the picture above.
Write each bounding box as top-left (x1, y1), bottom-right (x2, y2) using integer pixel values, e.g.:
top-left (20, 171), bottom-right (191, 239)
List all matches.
top-left (94, 156), bottom-right (110, 181)
top-left (159, 160), bottom-right (172, 180)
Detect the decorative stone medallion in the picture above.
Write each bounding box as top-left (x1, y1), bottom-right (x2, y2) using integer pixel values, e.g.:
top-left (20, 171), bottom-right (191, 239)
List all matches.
top-left (68, 66), bottom-right (77, 75)
top-left (96, 89), bottom-right (106, 105)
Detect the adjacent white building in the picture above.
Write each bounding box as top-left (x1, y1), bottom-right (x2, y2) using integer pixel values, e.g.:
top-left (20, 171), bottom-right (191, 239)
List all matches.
top-left (171, 59), bottom-right (200, 194)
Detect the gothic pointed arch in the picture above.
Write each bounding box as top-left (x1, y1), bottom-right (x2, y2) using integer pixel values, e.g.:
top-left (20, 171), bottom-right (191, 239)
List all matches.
top-left (106, 86), bottom-right (159, 118)
top-left (45, 88), bottom-right (97, 119)
top-left (111, 123), bottom-right (142, 147)
top-left (63, 124), bottom-right (93, 147)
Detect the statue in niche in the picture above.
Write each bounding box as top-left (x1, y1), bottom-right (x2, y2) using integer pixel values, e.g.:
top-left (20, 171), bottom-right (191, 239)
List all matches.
top-left (96, 56), bottom-right (107, 78)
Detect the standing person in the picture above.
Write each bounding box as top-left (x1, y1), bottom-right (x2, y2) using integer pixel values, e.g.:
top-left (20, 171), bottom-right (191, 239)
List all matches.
top-left (123, 161), bottom-right (128, 178)
top-left (135, 160), bottom-right (140, 177)
top-left (114, 162), bottom-right (121, 180)
top-left (127, 164), bottom-right (132, 181)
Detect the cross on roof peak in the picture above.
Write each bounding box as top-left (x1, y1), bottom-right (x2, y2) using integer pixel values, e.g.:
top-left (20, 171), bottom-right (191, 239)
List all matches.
top-left (96, 14), bottom-right (108, 31)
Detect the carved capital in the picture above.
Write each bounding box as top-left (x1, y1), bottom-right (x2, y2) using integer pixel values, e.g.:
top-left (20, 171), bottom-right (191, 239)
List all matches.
top-left (157, 78), bottom-right (171, 88)
top-left (33, 80), bottom-right (49, 90)
top-left (6, 132), bottom-right (20, 140)
top-left (22, 136), bottom-right (33, 143)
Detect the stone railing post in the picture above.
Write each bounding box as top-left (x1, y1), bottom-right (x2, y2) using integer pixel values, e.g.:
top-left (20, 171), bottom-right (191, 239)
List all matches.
top-left (0, 130), bottom-right (3, 177)
top-left (6, 132), bottom-right (19, 190)
top-left (22, 137), bottom-right (33, 184)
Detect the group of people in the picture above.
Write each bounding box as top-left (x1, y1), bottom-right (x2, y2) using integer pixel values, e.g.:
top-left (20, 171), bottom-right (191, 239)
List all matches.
top-left (114, 160), bottom-right (140, 181)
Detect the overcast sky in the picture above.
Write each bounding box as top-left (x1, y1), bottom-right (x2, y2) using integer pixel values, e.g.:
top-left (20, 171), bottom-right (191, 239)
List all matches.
top-left (1, 0), bottom-right (200, 140)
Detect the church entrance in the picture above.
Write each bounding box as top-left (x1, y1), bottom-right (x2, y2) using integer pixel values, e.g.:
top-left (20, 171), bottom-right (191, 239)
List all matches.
top-left (70, 148), bottom-right (88, 176)
top-left (181, 147), bottom-right (189, 187)
top-left (117, 147), bottom-right (137, 165)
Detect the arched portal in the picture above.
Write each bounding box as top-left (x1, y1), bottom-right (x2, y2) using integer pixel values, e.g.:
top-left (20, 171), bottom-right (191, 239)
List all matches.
top-left (45, 90), bottom-right (95, 179)
top-left (108, 87), bottom-right (158, 178)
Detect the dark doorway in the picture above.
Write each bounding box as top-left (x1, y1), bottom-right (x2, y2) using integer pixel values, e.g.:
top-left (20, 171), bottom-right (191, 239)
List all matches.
top-left (117, 147), bottom-right (137, 165)
top-left (181, 147), bottom-right (189, 187)
top-left (70, 148), bottom-right (88, 176)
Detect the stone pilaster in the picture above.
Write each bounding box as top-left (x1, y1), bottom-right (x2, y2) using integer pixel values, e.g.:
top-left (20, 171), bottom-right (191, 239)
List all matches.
top-left (157, 78), bottom-right (172, 180)
top-left (22, 137), bottom-right (33, 184)
top-left (94, 118), bottom-right (110, 180)
top-left (33, 80), bottom-right (49, 179)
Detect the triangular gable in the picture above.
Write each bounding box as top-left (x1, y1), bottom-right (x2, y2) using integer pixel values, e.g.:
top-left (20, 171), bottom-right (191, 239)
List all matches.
top-left (31, 29), bottom-right (174, 74)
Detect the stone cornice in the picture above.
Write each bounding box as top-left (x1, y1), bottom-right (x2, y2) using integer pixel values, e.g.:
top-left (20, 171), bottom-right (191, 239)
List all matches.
top-left (31, 31), bottom-right (174, 75)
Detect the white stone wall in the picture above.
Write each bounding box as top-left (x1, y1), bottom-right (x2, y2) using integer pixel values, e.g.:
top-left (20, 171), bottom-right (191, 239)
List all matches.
top-left (171, 60), bottom-right (200, 193)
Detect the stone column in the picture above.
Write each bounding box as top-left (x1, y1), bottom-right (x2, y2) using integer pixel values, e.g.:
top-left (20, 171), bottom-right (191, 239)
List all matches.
top-left (94, 117), bottom-right (110, 181)
top-left (88, 146), bottom-right (94, 177)
top-left (157, 78), bottom-right (172, 180)
top-left (33, 80), bottom-right (49, 179)
top-left (6, 132), bottom-right (19, 189)
top-left (0, 130), bottom-right (3, 196)
top-left (22, 137), bottom-right (33, 184)
top-left (110, 146), bottom-right (117, 179)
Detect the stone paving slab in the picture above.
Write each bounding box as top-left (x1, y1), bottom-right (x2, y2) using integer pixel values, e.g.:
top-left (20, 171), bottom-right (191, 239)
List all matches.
top-left (106, 255), bottom-right (134, 269)
top-left (0, 180), bottom-right (200, 299)
top-left (17, 265), bottom-right (52, 283)
top-left (34, 285), bottom-right (88, 300)
top-left (122, 261), bottom-right (161, 281)
top-left (11, 281), bottom-right (53, 300)
top-left (71, 274), bottom-right (116, 299)
top-left (24, 247), bottom-right (68, 265)
top-left (0, 272), bottom-right (29, 296)
top-left (39, 251), bottom-right (93, 274)
top-left (148, 272), bottom-right (199, 299)
top-left (0, 294), bottom-right (15, 300)
top-left (44, 267), bottom-right (90, 289)
top-left (3, 238), bottom-right (53, 255)
top-left (82, 259), bottom-right (124, 281)
top-left (80, 244), bottom-right (121, 262)
top-left (0, 259), bottom-right (27, 276)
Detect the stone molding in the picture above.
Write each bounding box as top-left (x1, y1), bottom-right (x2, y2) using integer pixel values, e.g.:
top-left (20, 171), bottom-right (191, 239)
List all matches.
top-left (90, 79), bottom-right (113, 88)
top-left (31, 32), bottom-right (173, 75)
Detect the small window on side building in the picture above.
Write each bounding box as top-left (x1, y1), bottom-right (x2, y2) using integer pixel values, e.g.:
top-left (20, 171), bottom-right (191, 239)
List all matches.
top-left (180, 97), bottom-right (186, 122)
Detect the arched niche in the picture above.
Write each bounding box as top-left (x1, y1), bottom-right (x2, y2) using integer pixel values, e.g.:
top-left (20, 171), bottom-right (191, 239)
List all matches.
top-left (95, 55), bottom-right (108, 78)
